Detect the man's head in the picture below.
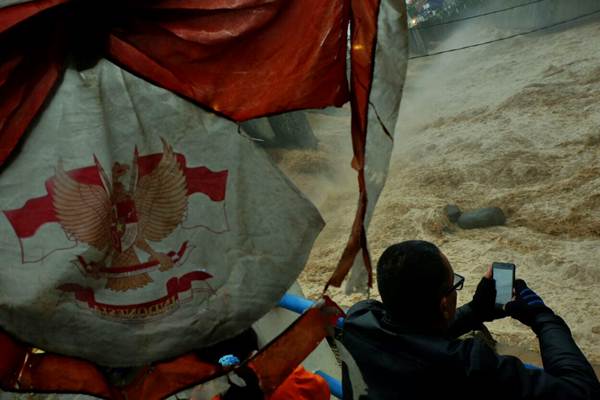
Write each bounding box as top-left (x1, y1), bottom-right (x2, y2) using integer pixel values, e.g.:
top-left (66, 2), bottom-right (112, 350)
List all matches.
top-left (376, 240), bottom-right (457, 329)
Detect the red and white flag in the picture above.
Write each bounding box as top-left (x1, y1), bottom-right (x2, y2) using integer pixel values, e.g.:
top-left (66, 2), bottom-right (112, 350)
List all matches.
top-left (4, 149), bottom-right (228, 264)
top-left (0, 0), bottom-right (408, 396)
top-left (0, 58), bottom-right (325, 366)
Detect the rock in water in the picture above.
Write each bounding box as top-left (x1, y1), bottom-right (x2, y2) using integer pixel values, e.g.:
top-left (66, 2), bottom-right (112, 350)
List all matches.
top-left (445, 204), bottom-right (462, 223)
top-left (241, 111), bottom-right (319, 149)
top-left (268, 111), bottom-right (319, 149)
top-left (458, 207), bottom-right (506, 229)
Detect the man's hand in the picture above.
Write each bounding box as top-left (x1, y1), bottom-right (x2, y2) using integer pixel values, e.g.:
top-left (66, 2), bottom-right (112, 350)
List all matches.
top-left (469, 266), bottom-right (507, 322)
top-left (505, 279), bottom-right (553, 327)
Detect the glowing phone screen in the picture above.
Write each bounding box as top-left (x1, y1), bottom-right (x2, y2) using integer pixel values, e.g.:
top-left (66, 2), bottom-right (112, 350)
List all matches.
top-left (494, 266), bottom-right (514, 305)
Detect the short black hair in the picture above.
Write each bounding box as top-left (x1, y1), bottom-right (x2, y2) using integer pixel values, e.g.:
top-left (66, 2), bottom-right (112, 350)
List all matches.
top-left (376, 240), bottom-right (451, 324)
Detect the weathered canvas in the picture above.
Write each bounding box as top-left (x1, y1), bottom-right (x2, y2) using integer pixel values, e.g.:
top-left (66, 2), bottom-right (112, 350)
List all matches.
top-left (0, 60), bottom-right (324, 366)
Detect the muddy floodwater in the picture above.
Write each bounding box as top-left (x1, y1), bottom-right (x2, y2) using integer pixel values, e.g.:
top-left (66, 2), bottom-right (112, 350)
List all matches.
top-left (271, 16), bottom-right (600, 367)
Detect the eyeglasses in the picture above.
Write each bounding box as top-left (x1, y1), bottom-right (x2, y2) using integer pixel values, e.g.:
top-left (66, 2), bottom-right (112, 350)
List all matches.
top-left (446, 272), bottom-right (465, 295)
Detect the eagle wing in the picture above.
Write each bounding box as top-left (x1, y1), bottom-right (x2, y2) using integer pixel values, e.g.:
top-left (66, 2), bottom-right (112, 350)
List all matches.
top-left (53, 162), bottom-right (112, 250)
top-left (134, 141), bottom-right (188, 242)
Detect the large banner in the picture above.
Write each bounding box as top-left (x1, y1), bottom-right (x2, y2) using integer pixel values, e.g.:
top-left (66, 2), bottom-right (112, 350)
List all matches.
top-left (339, 0), bottom-right (409, 292)
top-left (0, 0), bottom-right (408, 395)
top-left (0, 60), bottom-right (324, 366)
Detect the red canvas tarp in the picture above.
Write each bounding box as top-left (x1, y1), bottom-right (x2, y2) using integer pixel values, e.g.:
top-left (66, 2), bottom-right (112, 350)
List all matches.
top-left (0, 0), bottom-right (376, 288)
top-left (0, 297), bottom-right (343, 399)
top-left (0, 0), bottom-right (350, 165)
top-left (0, 0), bottom-right (386, 397)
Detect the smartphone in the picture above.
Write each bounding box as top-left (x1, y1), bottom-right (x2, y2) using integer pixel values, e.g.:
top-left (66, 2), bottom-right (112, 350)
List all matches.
top-left (492, 262), bottom-right (516, 306)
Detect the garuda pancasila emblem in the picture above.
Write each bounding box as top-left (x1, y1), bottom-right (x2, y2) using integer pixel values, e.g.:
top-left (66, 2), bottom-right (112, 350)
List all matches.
top-left (53, 140), bottom-right (187, 292)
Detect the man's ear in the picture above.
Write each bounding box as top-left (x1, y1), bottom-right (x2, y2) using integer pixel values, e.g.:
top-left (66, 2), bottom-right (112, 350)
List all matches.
top-left (440, 296), bottom-right (450, 320)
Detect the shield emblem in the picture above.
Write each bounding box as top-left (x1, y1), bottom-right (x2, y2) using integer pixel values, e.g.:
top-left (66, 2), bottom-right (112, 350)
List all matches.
top-left (111, 201), bottom-right (139, 253)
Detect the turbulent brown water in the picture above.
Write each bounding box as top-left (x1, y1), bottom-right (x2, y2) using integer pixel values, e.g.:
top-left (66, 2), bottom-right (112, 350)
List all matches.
top-left (275, 16), bottom-right (600, 365)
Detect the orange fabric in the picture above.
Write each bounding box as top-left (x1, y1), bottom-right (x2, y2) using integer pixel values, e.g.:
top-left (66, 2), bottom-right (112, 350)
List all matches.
top-left (248, 296), bottom-right (344, 395)
top-left (0, 329), bottom-right (221, 399)
top-left (121, 354), bottom-right (220, 400)
top-left (0, 330), bottom-right (115, 398)
top-left (0, 6), bottom-right (66, 168)
top-left (0, 296), bottom-right (344, 399)
top-left (0, 0), bottom-right (68, 34)
top-left (268, 366), bottom-right (330, 400)
top-left (206, 368), bottom-right (330, 400)
top-left (108, 1), bottom-right (349, 122)
top-left (0, 0), bottom-right (349, 167)
top-left (0, 0), bottom-right (380, 291)
top-left (0, 0), bottom-right (374, 394)
top-left (326, 0), bottom-right (382, 290)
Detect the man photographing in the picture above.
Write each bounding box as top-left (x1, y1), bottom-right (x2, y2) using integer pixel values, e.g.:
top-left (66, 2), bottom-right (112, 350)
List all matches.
top-left (341, 240), bottom-right (600, 399)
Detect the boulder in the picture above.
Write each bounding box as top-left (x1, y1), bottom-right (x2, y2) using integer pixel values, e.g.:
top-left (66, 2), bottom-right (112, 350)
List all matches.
top-left (458, 207), bottom-right (506, 229)
top-left (268, 111), bottom-right (319, 149)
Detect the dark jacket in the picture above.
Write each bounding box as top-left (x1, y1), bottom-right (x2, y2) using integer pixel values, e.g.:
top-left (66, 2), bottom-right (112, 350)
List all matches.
top-left (341, 300), bottom-right (600, 400)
